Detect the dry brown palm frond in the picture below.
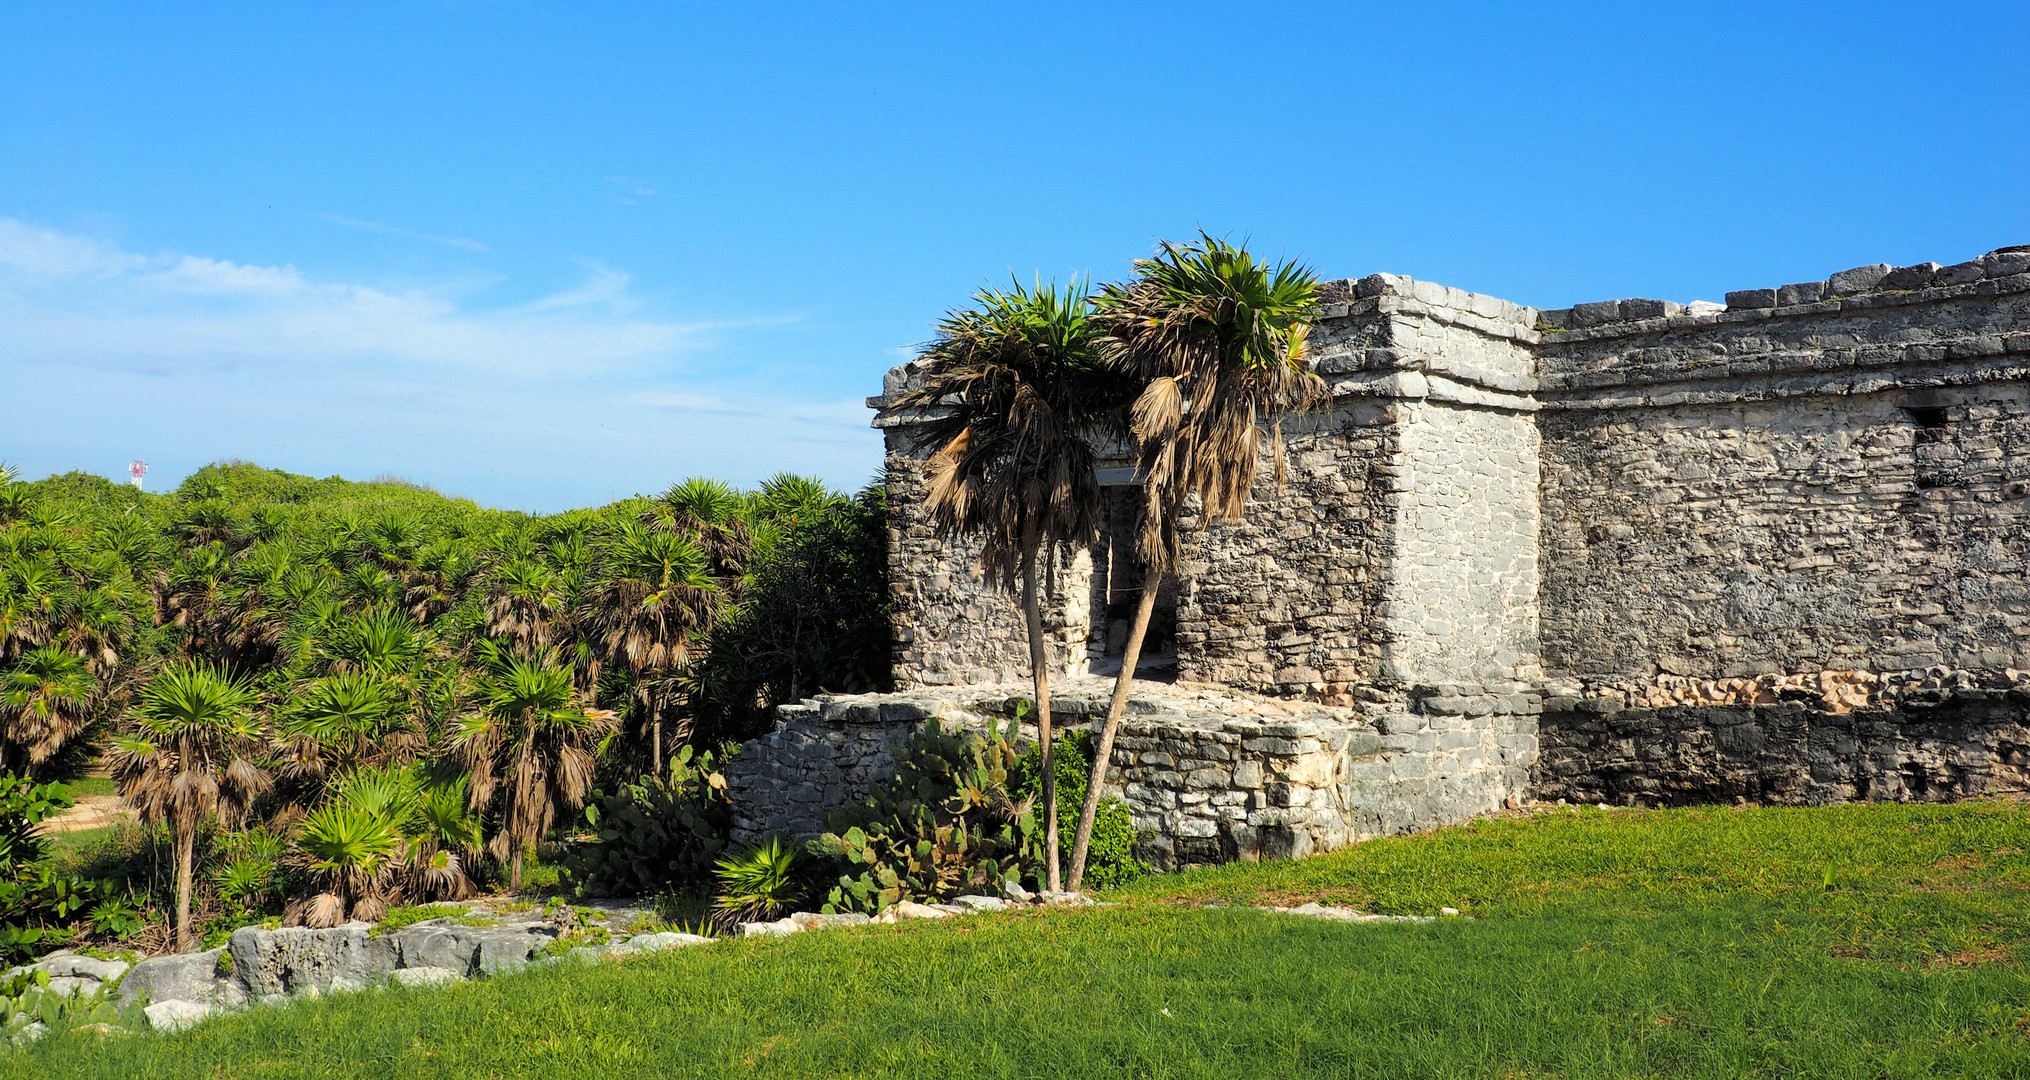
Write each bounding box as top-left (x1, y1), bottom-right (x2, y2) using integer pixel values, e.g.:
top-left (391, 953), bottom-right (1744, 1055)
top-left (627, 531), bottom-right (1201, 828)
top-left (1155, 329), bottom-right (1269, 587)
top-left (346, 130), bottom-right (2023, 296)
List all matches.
top-left (896, 281), bottom-right (1136, 594)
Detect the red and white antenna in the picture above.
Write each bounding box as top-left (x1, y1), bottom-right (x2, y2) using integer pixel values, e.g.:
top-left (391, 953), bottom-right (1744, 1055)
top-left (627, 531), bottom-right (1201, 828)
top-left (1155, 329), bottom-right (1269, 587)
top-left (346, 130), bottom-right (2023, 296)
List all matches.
top-left (129, 461), bottom-right (148, 490)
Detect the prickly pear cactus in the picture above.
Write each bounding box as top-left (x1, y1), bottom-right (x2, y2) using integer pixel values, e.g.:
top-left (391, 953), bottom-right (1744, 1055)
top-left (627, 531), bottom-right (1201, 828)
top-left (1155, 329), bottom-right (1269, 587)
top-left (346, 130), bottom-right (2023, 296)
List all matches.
top-left (811, 719), bottom-right (1038, 913)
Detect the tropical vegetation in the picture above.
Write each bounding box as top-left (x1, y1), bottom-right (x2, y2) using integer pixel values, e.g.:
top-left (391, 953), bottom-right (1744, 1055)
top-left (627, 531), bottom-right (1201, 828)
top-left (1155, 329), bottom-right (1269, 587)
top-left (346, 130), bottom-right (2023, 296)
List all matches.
top-left (0, 460), bottom-right (890, 955)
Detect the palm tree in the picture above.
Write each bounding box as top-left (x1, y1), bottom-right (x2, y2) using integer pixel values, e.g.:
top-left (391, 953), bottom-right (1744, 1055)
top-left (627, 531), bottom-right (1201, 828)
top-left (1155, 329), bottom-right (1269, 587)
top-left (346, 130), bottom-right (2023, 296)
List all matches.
top-left (275, 670), bottom-right (425, 791)
top-left (1067, 234), bottom-right (1324, 891)
top-left (896, 278), bottom-right (1135, 892)
top-left (109, 662), bottom-right (272, 950)
top-left (0, 646), bottom-right (98, 776)
top-left (452, 641), bottom-right (617, 890)
top-left (581, 522), bottom-right (721, 774)
top-left (642, 477), bottom-right (752, 589)
top-left (484, 558), bottom-right (567, 656)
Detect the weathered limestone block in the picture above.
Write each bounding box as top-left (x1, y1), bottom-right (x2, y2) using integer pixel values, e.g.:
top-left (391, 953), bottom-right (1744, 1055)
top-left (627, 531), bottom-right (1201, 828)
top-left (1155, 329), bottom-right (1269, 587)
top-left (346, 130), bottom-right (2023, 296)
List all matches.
top-left (117, 947), bottom-right (244, 1009)
top-left (229, 925), bottom-right (395, 998)
top-left (387, 922), bottom-right (556, 977)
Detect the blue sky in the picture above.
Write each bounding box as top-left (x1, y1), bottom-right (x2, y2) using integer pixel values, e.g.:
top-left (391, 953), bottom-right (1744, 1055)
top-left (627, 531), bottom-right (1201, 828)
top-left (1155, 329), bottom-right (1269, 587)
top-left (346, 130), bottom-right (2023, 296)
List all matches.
top-left (3, 2), bottom-right (2026, 512)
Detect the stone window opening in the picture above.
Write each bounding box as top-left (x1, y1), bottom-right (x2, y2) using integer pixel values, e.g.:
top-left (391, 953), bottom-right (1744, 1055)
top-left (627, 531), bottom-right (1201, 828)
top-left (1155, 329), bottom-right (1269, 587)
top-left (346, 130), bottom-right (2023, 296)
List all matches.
top-left (1902, 405), bottom-right (1949, 430)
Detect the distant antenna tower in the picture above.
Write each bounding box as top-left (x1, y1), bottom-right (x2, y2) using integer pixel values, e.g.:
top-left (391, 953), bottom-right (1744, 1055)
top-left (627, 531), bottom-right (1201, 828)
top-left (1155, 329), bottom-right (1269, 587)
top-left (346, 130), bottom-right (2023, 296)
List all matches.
top-left (129, 461), bottom-right (148, 490)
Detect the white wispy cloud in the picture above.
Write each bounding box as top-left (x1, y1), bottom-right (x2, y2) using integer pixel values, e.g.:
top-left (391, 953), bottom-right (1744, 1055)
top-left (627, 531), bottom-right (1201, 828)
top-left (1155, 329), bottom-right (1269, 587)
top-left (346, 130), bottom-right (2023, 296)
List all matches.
top-left (0, 218), bottom-right (706, 378)
top-left (605, 176), bottom-right (658, 206)
top-left (0, 218), bottom-right (883, 509)
top-left (316, 213), bottom-right (491, 252)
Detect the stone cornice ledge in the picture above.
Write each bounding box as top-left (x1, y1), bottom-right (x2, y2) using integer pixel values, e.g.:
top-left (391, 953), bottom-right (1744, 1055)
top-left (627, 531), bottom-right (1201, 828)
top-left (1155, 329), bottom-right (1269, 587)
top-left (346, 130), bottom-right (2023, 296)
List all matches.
top-left (1328, 370), bottom-right (1540, 413)
top-left (1537, 271), bottom-right (2030, 348)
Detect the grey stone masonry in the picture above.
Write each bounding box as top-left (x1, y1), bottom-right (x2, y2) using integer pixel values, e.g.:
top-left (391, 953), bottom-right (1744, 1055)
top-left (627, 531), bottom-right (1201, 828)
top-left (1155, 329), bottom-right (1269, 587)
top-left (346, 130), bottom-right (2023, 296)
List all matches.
top-left (724, 695), bottom-right (929, 846)
top-left (871, 272), bottom-right (1547, 700)
top-left (1536, 255), bottom-right (2030, 683)
top-left (822, 241), bottom-right (2030, 871)
top-left (1533, 673), bottom-right (2030, 806)
top-left (871, 371), bottom-right (1094, 688)
top-left (727, 677), bottom-right (1538, 869)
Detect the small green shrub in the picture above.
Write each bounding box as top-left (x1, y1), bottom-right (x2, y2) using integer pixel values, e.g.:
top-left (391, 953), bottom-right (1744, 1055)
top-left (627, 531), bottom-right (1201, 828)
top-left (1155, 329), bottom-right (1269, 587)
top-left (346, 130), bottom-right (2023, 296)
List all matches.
top-left (1, 968), bottom-right (148, 1045)
top-left (0, 774), bottom-right (111, 962)
top-left (809, 719), bottom-right (1038, 914)
top-left (367, 903), bottom-right (468, 938)
top-left (713, 838), bottom-right (804, 925)
top-left (535, 925), bottom-right (611, 959)
top-left (87, 897), bottom-right (144, 939)
top-left (1014, 729), bottom-right (1149, 890)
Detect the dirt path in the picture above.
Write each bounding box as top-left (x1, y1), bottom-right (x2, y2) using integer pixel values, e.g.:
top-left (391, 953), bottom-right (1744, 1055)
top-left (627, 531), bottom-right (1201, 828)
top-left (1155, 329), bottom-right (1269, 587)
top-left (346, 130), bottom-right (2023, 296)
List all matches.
top-left (37, 794), bottom-right (132, 834)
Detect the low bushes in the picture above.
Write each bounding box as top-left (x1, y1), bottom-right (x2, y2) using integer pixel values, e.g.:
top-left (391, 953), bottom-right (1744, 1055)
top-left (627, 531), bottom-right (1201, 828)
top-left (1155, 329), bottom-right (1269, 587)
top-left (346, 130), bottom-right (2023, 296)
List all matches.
top-left (0, 776), bottom-right (114, 962)
top-left (800, 719), bottom-right (1147, 915)
top-left (809, 720), bottom-right (1039, 914)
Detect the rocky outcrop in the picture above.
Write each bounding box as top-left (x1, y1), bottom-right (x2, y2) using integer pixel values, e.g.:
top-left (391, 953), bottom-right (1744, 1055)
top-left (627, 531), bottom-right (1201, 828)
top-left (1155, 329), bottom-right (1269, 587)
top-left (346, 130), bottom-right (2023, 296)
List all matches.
top-left (115, 947), bottom-right (240, 1009)
top-left (80, 899), bottom-right (714, 1033)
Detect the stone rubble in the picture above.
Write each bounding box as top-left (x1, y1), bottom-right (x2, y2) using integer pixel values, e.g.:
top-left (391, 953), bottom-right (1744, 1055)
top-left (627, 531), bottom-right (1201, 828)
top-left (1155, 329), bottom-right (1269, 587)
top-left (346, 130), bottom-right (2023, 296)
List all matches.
top-left (4, 880), bottom-right (1462, 1043)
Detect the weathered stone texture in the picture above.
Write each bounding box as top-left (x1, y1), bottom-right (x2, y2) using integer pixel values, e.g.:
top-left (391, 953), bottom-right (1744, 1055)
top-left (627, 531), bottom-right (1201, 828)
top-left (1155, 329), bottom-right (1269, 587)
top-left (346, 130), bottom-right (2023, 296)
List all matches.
top-left (1174, 402), bottom-right (1395, 697)
top-left (1533, 687), bottom-right (2030, 806)
top-left (724, 695), bottom-right (929, 846)
top-left (879, 437), bottom-right (1091, 688)
top-left (1540, 336), bottom-right (2030, 682)
top-left (727, 679), bottom-right (1538, 868)
top-left (1388, 400), bottom-right (1542, 686)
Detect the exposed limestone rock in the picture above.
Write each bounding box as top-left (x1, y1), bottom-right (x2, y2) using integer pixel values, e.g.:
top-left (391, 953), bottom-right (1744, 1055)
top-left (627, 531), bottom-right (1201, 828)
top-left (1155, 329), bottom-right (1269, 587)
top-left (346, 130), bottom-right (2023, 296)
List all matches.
top-left (142, 999), bottom-right (210, 1032)
top-left (118, 948), bottom-right (244, 1010)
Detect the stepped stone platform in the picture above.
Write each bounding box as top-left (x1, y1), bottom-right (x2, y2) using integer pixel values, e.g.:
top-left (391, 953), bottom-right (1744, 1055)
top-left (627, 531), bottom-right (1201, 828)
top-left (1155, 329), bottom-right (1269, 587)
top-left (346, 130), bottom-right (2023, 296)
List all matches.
top-left (726, 677), bottom-right (1539, 871)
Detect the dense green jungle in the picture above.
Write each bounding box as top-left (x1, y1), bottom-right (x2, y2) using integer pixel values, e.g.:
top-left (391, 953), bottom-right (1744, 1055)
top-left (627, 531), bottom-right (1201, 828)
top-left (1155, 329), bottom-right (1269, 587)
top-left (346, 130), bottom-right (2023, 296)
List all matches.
top-left (0, 459), bottom-right (894, 956)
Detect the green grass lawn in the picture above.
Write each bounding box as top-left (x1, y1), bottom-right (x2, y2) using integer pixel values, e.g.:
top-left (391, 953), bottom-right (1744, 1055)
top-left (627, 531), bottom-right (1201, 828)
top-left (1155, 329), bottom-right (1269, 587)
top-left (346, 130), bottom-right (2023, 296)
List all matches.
top-left (11, 801), bottom-right (2028, 1079)
top-left (60, 776), bottom-right (117, 799)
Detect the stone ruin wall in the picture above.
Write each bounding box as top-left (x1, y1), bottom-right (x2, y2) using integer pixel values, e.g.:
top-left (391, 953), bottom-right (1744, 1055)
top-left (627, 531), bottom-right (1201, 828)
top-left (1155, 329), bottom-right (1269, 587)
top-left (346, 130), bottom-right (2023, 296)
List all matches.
top-left (781, 244), bottom-right (2030, 878)
top-left (875, 387), bottom-right (1092, 688)
top-left (725, 680), bottom-right (1537, 871)
top-left (1530, 248), bottom-right (2030, 805)
top-left (1176, 281), bottom-right (1546, 700)
top-left (1168, 399), bottom-right (1396, 697)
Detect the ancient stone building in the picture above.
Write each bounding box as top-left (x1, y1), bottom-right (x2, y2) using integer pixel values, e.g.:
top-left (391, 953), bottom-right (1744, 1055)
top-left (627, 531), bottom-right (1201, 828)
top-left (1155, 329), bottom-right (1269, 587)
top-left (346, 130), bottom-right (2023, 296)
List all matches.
top-left (727, 245), bottom-right (2030, 870)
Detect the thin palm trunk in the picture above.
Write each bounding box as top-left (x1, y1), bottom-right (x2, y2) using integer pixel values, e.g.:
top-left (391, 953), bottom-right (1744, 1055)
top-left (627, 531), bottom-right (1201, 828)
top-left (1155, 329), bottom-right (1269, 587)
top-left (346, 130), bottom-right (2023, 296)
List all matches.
top-left (651, 718), bottom-right (663, 777)
top-left (1067, 566), bottom-right (1161, 892)
top-left (1020, 535), bottom-right (1059, 893)
top-left (174, 815), bottom-right (197, 952)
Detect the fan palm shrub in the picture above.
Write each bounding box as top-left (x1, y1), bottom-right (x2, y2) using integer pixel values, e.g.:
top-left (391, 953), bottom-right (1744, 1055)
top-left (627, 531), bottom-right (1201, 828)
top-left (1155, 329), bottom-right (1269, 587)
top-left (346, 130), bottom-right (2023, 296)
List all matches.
top-left (1068, 234), bottom-right (1325, 891)
top-left (712, 837), bottom-right (803, 926)
top-left (109, 662), bottom-right (272, 950)
top-left (453, 641), bottom-right (617, 889)
top-left (289, 764), bottom-right (482, 926)
top-left (895, 278), bottom-right (1136, 891)
top-left (275, 671), bottom-right (425, 793)
top-left (581, 522), bottom-right (720, 772)
top-left (1, 647), bottom-right (98, 777)
top-left (643, 477), bottom-right (752, 588)
top-left (484, 559), bottom-right (568, 656)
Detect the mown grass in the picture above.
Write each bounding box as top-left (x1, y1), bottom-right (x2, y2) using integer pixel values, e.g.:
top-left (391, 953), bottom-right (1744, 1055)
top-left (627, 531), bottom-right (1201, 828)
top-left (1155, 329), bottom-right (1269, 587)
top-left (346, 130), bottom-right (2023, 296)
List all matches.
top-left (8, 801), bottom-right (2027, 1079)
top-left (1118, 799), bottom-right (2030, 967)
top-left (60, 776), bottom-right (117, 798)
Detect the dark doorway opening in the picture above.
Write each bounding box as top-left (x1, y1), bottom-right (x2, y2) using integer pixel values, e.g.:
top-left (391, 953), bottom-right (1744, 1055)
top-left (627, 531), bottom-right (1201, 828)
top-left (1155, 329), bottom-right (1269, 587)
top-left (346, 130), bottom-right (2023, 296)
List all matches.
top-left (1088, 486), bottom-right (1178, 679)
